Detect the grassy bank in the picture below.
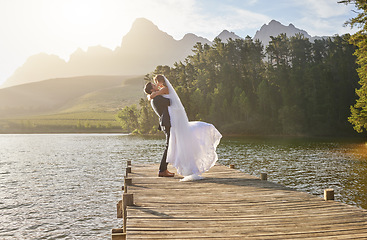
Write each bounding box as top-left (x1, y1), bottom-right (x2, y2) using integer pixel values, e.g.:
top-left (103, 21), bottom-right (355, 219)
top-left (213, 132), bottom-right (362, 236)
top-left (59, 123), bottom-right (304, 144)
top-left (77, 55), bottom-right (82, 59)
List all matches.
top-left (0, 111), bottom-right (125, 134)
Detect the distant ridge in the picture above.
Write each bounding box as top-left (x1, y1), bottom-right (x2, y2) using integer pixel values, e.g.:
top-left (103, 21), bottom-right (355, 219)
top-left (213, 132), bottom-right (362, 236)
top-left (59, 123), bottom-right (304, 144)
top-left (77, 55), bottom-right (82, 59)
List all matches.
top-left (254, 20), bottom-right (325, 46)
top-left (2, 18), bottom-right (327, 89)
top-left (2, 18), bottom-right (211, 88)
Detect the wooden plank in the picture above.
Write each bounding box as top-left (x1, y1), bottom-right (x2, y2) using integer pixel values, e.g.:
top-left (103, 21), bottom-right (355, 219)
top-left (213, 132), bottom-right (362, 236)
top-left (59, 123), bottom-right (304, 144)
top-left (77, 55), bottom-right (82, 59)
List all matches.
top-left (123, 164), bottom-right (367, 239)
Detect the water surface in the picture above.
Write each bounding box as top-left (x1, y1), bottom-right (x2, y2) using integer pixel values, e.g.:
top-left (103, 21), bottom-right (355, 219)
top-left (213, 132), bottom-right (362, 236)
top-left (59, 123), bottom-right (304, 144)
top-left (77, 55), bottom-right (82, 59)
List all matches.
top-left (1, 134), bottom-right (366, 239)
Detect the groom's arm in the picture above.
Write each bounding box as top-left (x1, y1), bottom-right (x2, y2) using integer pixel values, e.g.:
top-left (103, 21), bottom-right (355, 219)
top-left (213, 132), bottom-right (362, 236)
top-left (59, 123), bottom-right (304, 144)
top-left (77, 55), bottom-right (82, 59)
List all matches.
top-left (162, 97), bottom-right (170, 107)
top-left (155, 96), bottom-right (170, 107)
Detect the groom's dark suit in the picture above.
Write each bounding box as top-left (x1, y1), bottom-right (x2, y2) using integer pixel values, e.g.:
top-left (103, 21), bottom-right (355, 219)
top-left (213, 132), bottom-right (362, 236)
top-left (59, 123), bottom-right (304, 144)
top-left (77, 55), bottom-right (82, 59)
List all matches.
top-left (150, 95), bottom-right (171, 172)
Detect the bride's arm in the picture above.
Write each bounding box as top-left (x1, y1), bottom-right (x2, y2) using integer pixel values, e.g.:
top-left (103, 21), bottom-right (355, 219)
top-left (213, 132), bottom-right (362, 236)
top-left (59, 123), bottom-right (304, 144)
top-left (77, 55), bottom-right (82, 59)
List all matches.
top-left (150, 87), bottom-right (169, 99)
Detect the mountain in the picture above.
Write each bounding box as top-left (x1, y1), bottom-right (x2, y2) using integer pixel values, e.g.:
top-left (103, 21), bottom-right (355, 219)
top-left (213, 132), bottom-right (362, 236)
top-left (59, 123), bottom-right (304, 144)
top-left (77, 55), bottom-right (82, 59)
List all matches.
top-left (114, 18), bottom-right (211, 75)
top-left (2, 18), bottom-right (327, 89)
top-left (254, 20), bottom-right (323, 46)
top-left (2, 18), bottom-right (211, 88)
top-left (6, 53), bottom-right (68, 88)
top-left (216, 30), bottom-right (243, 43)
top-left (66, 46), bottom-right (116, 76)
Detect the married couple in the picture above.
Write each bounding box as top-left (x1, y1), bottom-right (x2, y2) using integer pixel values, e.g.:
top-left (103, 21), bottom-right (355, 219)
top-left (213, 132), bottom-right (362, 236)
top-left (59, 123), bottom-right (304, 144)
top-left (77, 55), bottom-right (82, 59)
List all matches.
top-left (144, 75), bottom-right (222, 181)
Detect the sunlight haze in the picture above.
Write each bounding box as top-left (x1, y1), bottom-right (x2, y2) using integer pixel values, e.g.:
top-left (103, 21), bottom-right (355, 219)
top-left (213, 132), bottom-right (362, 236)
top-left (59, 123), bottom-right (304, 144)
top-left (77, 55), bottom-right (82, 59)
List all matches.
top-left (0, 0), bottom-right (357, 87)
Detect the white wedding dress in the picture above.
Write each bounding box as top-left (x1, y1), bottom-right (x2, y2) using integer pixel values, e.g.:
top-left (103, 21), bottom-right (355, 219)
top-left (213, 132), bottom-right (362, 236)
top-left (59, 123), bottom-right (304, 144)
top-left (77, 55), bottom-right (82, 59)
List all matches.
top-left (163, 76), bottom-right (222, 181)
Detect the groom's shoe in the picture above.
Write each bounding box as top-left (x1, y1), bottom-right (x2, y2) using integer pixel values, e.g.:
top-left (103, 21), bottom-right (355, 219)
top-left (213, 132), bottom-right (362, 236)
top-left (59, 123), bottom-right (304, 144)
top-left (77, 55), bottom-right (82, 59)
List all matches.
top-left (158, 170), bottom-right (175, 177)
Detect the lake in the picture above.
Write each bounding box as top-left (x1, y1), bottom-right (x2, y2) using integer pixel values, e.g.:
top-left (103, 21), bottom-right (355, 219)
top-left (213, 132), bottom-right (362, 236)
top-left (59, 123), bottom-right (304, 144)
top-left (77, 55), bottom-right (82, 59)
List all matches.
top-left (1, 134), bottom-right (366, 239)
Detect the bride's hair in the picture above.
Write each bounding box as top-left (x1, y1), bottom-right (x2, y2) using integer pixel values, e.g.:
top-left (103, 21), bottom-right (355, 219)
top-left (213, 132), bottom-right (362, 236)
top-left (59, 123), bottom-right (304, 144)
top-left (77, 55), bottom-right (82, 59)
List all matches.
top-left (154, 74), bottom-right (167, 87)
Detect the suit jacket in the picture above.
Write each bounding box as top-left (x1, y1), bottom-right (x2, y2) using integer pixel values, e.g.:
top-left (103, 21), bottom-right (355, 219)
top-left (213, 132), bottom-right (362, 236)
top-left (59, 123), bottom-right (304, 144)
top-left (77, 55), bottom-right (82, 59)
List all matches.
top-left (151, 95), bottom-right (171, 131)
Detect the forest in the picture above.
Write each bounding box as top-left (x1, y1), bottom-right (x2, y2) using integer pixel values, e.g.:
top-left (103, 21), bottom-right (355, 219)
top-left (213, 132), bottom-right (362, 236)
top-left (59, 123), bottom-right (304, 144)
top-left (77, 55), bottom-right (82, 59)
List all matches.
top-left (116, 33), bottom-right (360, 137)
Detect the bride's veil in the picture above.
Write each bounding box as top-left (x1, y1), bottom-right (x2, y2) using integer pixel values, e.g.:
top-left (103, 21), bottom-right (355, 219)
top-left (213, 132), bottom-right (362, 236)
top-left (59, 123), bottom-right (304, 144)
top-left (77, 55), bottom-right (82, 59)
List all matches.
top-left (164, 76), bottom-right (197, 175)
top-left (164, 76), bottom-right (189, 127)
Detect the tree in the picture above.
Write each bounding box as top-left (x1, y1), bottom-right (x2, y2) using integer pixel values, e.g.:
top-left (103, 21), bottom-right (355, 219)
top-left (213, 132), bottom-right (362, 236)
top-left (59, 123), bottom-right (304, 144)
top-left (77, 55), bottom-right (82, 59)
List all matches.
top-left (340, 0), bottom-right (367, 132)
top-left (116, 105), bottom-right (139, 132)
top-left (117, 32), bottom-right (358, 136)
top-left (138, 98), bottom-right (157, 134)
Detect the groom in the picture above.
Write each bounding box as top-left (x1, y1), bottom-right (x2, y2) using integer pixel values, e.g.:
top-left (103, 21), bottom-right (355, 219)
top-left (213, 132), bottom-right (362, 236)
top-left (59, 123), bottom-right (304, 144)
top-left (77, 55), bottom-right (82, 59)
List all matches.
top-left (144, 82), bottom-right (175, 177)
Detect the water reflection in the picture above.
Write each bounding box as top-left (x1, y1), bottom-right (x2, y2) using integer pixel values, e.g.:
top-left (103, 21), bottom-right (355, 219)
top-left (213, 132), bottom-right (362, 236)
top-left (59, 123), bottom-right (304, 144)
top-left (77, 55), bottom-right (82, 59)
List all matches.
top-left (217, 137), bottom-right (367, 210)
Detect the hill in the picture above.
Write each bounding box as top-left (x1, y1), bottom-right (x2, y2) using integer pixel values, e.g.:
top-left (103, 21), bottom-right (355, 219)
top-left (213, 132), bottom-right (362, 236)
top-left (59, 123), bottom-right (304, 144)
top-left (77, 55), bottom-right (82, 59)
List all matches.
top-left (0, 75), bottom-right (144, 118)
top-left (58, 76), bottom-right (146, 113)
top-left (0, 75), bottom-right (146, 133)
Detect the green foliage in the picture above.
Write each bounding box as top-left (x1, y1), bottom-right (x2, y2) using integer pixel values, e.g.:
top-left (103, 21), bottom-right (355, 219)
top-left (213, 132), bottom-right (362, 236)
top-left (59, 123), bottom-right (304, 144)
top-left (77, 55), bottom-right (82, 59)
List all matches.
top-left (116, 98), bottom-right (159, 134)
top-left (116, 104), bottom-right (139, 132)
top-left (118, 33), bottom-right (359, 136)
top-left (137, 98), bottom-right (159, 134)
top-left (340, 0), bottom-right (367, 133)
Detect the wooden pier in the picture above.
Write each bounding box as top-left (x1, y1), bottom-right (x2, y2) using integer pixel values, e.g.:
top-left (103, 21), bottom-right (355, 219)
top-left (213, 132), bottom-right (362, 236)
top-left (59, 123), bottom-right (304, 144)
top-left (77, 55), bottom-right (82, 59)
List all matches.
top-left (113, 163), bottom-right (367, 239)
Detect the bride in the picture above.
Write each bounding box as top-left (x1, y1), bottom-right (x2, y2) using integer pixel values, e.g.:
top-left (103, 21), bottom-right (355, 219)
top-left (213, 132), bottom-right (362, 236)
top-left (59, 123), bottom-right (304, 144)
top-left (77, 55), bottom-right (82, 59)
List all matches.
top-left (150, 75), bottom-right (222, 181)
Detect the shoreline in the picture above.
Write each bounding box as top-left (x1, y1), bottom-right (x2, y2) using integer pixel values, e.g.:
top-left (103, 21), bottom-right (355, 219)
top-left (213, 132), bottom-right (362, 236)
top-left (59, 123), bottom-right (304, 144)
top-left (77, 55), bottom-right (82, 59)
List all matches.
top-left (0, 130), bottom-right (365, 140)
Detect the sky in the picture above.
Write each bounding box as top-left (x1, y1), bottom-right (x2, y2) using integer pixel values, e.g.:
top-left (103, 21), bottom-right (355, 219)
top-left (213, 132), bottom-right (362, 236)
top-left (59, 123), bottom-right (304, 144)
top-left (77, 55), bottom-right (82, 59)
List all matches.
top-left (0, 0), bottom-right (358, 87)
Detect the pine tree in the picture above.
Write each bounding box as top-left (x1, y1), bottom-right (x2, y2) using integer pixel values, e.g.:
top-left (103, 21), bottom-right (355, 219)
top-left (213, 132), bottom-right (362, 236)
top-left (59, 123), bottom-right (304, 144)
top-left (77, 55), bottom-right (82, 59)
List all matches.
top-left (340, 0), bottom-right (367, 132)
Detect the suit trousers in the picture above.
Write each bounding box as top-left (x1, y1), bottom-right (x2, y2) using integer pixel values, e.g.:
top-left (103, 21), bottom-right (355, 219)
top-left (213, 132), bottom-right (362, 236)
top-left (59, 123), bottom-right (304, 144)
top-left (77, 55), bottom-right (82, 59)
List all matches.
top-left (159, 126), bottom-right (170, 172)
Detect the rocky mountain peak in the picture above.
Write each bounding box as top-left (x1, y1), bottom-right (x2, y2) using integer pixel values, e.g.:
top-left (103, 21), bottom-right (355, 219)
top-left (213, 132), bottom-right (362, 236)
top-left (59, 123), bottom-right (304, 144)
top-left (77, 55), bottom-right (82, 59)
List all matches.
top-left (217, 30), bottom-right (242, 43)
top-left (120, 18), bottom-right (174, 46)
top-left (254, 20), bottom-right (312, 46)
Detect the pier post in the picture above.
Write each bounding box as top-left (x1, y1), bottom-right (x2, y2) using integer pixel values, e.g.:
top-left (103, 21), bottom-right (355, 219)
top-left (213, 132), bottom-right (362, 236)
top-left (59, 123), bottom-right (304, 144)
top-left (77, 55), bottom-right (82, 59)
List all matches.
top-left (260, 173), bottom-right (267, 181)
top-left (123, 203), bottom-right (127, 233)
top-left (112, 161), bottom-right (133, 239)
top-left (111, 228), bottom-right (126, 240)
top-left (117, 200), bottom-right (123, 218)
top-left (324, 189), bottom-right (334, 201)
top-left (122, 193), bottom-right (134, 233)
top-left (124, 183), bottom-right (128, 193)
top-left (229, 164), bottom-right (235, 169)
top-left (124, 176), bottom-right (129, 193)
top-left (123, 193), bottom-right (134, 206)
top-left (124, 177), bottom-right (132, 186)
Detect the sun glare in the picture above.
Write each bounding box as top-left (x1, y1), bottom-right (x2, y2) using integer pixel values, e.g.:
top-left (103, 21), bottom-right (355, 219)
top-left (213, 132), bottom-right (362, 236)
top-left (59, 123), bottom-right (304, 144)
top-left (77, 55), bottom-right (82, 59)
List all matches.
top-left (61, 0), bottom-right (102, 27)
top-left (42, 0), bottom-right (106, 46)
